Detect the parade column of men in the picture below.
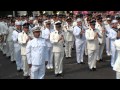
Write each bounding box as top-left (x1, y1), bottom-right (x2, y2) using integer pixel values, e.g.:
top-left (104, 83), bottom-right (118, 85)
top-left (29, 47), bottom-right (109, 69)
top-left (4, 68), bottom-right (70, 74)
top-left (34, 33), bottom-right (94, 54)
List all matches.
top-left (1, 12), bottom-right (120, 79)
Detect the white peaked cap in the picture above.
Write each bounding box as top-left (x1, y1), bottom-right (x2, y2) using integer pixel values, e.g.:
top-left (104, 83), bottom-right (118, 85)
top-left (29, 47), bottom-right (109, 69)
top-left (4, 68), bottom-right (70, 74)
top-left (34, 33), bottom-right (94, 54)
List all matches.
top-left (29, 17), bottom-right (34, 20)
top-left (22, 20), bottom-right (27, 25)
top-left (112, 19), bottom-right (118, 23)
top-left (15, 21), bottom-right (22, 25)
top-left (33, 20), bottom-right (38, 25)
top-left (32, 26), bottom-right (41, 32)
top-left (43, 20), bottom-right (48, 26)
top-left (8, 15), bottom-right (12, 17)
top-left (76, 18), bottom-right (82, 22)
top-left (106, 18), bottom-right (111, 20)
top-left (55, 21), bottom-right (61, 25)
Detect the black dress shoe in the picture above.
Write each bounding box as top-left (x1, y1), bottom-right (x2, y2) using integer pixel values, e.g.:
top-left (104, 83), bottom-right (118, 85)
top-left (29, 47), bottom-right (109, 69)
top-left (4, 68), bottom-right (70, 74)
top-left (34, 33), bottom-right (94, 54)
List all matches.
top-left (58, 73), bottom-right (63, 76)
top-left (17, 70), bottom-right (21, 72)
top-left (66, 57), bottom-right (69, 59)
top-left (97, 60), bottom-right (100, 62)
top-left (89, 69), bottom-right (93, 71)
top-left (13, 61), bottom-right (16, 63)
top-left (24, 76), bottom-right (30, 79)
top-left (7, 56), bottom-right (11, 59)
top-left (100, 59), bottom-right (103, 62)
top-left (80, 62), bottom-right (85, 64)
top-left (11, 61), bottom-right (16, 63)
top-left (17, 69), bottom-right (23, 72)
top-left (55, 74), bottom-right (59, 77)
top-left (92, 68), bottom-right (96, 71)
top-left (3, 54), bottom-right (6, 56)
top-left (72, 48), bottom-right (75, 50)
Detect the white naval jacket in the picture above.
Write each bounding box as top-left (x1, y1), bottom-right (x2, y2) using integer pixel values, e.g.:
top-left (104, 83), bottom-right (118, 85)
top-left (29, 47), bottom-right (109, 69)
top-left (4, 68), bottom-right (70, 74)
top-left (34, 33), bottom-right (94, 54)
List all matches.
top-left (95, 22), bottom-right (105, 44)
top-left (73, 26), bottom-right (86, 44)
top-left (26, 37), bottom-right (46, 65)
top-left (104, 23), bottom-right (112, 37)
top-left (109, 28), bottom-right (117, 40)
top-left (12, 29), bottom-right (21, 48)
top-left (85, 28), bottom-right (99, 50)
top-left (0, 22), bottom-right (8, 36)
top-left (42, 28), bottom-right (54, 47)
top-left (113, 39), bottom-right (120, 72)
top-left (7, 26), bottom-right (16, 42)
top-left (63, 24), bottom-right (74, 42)
top-left (18, 31), bottom-right (29, 55)
top-left (0, 22), bottom-right (4, 36)
top-left (50, 30), bottom-right (64, 52)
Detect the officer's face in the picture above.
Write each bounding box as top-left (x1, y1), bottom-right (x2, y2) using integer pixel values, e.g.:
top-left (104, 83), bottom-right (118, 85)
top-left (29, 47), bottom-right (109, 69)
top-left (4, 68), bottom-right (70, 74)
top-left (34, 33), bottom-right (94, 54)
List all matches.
top-left (16, 25), bottom-right (21, 30)
top-left (67, 20), bottom-right (72, 25)
top-left (90, 24), bottom-right (95, 29)
top-left (23, 28), bottom-right (29, 33)
top-left (77, 21), bottom-right (82, 26)
top-left (112, 23), bottom-right (118, 28)
top-left (55, 25), bottom-right (61, 30)
top-left (33, 31), bottom-right (40, 38)
top-left (29, 20), bottom-right (33, 24)
top-left (46, 24), bottom-right (51, 28)
top-left (107, 20), bottom-right (111, 24)
top-left (11, 22), bottom-right (15, 26)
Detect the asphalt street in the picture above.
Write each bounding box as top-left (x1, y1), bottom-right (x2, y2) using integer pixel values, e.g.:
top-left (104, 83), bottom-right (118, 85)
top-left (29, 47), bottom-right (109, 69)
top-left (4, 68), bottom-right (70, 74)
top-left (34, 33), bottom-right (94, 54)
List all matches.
top-left (0, 49), bottom-right (116, 79)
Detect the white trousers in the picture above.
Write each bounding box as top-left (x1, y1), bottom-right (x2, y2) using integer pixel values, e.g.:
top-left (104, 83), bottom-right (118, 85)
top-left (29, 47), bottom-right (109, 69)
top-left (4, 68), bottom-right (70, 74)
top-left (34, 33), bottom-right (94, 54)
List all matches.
top-left (46, 47), bottom-right (53, 67)
top-left (14, 46), bottom-right (22, 70)
top-left (106, 37), bottom-right (111, 56)
top-left (75, 41), bottom-right (86, 63)
top-left (44, 46), bottom-right (48, 61)
top-left (65, 41), bottom-right (73, 57)
top-left (71, 41), bottom-right (75, 48)
top-left (22, 55), bottom-right (29, 76)
top-left (6, 41), bottom-right (15, 61)
top-left (53, 52), bottom-right (64, 74)
top-left (2, 42), bottom-right (7, 55)
top-left (0, 42), bottom-right (3, 52)
top-left (116, 72), bottom-right (120, 79)
top-left (88, 49), bottom-right (97, 69)
top-left (2, 35), bottom-right (7, 55)
top-left (110, 40), bottom-right (116, 67)
top-left (31, 64), bottom-right (45, 79)
top-left (84, 41), bottom-right (88, 55)
top-left (97, 43), bottom-right (105, 60)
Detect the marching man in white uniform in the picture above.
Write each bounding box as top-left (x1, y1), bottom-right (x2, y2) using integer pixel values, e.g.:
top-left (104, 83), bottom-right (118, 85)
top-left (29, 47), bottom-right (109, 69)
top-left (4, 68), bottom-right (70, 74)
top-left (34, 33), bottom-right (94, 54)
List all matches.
top-left (1, 20), bottom-right (8, 55)
top-left (95, 18), bottom-right (106, 62)
top-left (42, 20), bottom-right (54, 70)
top-left (109, 20), bottom-right (118, 67)
top-left (50, 22), bottom-right (64, 77)
top-left (0, 19), bottom-right (4, 52)
top-left (85, 21), bottom-right (99, 71)
top-left (6, 20), bottom-right (16, 62)
top-left (113, 30), bottom-right (120, 79)
top-left (73, 18), bottom-right (86, 64)
top-left (26, 27), bottom-right (46, 79)
top-left (12, 21), bottom-right (23, 72)
top-left (18, 23), bottom-right (32, 79)
top-left (104, 18), bottom-right (112, 56)
top-left (64, 18), bottom-right (74, 58)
